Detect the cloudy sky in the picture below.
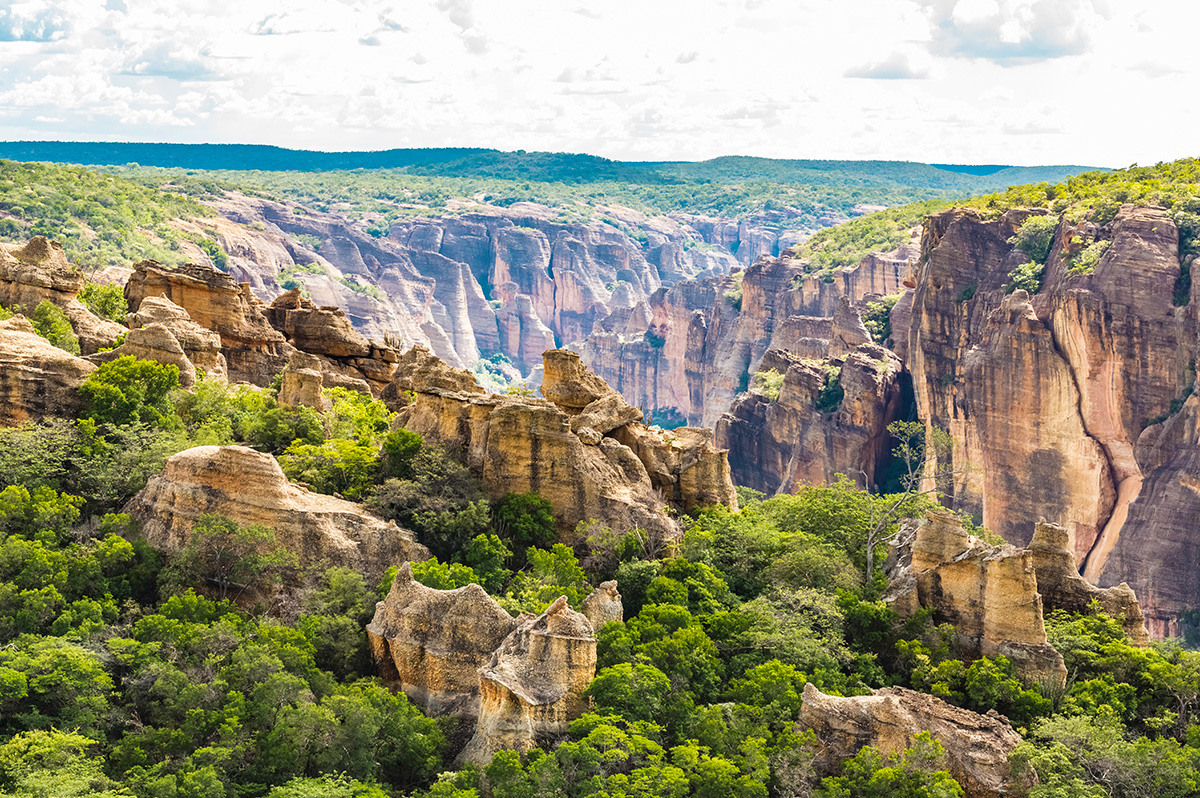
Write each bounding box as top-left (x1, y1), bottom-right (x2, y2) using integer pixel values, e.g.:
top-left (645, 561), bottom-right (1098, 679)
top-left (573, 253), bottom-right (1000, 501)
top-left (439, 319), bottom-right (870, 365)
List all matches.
top-left (0, 0), bottom-right (1192, 165)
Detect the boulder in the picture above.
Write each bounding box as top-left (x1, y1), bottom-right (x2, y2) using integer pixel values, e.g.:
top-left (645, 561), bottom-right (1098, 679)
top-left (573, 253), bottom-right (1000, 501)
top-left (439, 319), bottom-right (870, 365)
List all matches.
top-left (799, 683), bottom-right (1029, 798)
top-left (125, 445), bottom-right (427, 581)
top-left (885, 511), bottom-right (1067, 683)
top-left (0, 315), bottom-right (95, 424)
top-left (540, 348), bottom-right (614, 410)
top-left (367, 562), bottom-right (521, 717)
top-left (381, 345), bottom-right (485, 407)
top-left (277, 351), bottom-right (331, 412)
top-left (92, 324), bottom-right (197, 387)
top-left (458, 597), bottom-right (597, 766)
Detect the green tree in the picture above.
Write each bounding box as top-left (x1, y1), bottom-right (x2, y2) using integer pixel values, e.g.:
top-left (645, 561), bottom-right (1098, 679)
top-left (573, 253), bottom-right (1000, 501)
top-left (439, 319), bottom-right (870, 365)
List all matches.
top-left (79, 356), bottom-right (181, 428)
top-left (492, 492), bottom-right (557, 566)
top-left (814, 732), bottom-right (963, 798)
top-left (28, 300), bottom-right (80, 355)
top-left (279, 439), bottom-right (380, 500)
top-left (77, 281), bottom-right (128, 323)
top-left (161, 513), bottom-right (296, 601)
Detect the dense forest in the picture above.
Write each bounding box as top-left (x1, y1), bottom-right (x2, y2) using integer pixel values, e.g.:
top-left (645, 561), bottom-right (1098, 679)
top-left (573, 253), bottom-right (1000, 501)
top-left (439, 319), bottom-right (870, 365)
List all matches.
top-left (2, 155), bottom-right (1200, 797)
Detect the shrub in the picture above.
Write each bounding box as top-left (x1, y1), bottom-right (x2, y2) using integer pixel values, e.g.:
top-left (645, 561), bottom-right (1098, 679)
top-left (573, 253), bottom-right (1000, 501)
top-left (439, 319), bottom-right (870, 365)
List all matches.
top-left (278, 439), bottom-right (380, 500)
top-left (1067, 239), bottom-right (1111, 276)
top-left (77, 282), bottom-right (127, 323)
top-left (750, 368), bottom-right (785, 402)
top-left (862, 294), bottom-right (900, 343)
top-left (1004, 259), bottom-right (1045, 294)
top-left (1008, 214), bottom-right (1059, 264)
top-left (28, 300), bottom-right (80, 354)
top-left (493, 492), bottom-right (557, 565)
top-left (79, 356), bottom-right (180, 427)
top-left (814, 366), bottom-right (843, 412)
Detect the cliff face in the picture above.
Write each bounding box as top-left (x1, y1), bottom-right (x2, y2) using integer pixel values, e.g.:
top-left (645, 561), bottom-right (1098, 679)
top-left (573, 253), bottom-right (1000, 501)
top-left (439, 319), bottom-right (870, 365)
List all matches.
top-left (900, 205), bottom-right (1199, 636)
top-left (0, 315), bottom-right (95, 424)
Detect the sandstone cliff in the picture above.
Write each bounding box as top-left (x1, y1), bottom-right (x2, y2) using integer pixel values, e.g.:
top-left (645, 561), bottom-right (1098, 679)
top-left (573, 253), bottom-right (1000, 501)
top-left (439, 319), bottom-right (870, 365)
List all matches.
top-left (898, 205), bottom-right (1199, 636)
top-left (799, 683), bottom-right (1028, 798)
top-left (125, 445), bottom-right (427, 581)
top-left (390, 348), bottom-right (737, 541)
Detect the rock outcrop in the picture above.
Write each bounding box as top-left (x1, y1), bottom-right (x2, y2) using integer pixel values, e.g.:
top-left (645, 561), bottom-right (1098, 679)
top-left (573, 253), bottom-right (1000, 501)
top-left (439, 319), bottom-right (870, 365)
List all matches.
top-left (581, 581), bottom-right (623, 627)
top-left (126, 295), bottom-right (228, 381)
top-left (715, 342), bottom-right (903, 494)
top-left (0, 315), bottom-right (95, 424)
top-left (0, 237), bottom-right (125, 353)
top-left (125, 260), bottom-right (292, 385)
top-left (1027, 520), bottom-right (1150, 645)
top-left (799, 683), bottom-right (1029, 798)
top-left (367, 562), bottom-right (521, 716)
top-left (125, 445), bottom-right (427, 581)
top-left (459, 597), bottom-right (597, 765)
top-left (277, 351), bottom-right (331, 412)
top-left (885, 511), bottom-right (1067, 682)
top-left (898, 205), bottom-right (1200, 635)
top-left (95, 323), bottom-right (198, 387)
top-left (391, 348), bottom-right (737, 540)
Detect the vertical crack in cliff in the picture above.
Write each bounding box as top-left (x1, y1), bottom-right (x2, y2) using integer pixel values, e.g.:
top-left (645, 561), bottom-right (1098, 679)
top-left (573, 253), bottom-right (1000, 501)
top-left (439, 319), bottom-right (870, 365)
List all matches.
top-left (1042, 300), bottom-right (1138, 581)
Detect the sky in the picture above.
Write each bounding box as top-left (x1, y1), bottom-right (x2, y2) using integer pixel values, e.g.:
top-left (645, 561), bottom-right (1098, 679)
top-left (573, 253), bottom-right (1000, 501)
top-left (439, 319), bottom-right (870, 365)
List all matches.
top-left (0, 0), bottom-right (1193, 166)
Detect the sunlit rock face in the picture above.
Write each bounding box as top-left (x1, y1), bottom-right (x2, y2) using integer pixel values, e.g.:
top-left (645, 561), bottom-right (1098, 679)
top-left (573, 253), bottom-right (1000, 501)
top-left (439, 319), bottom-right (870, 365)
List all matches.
top-left (0, 314), bottom-right (95, 424)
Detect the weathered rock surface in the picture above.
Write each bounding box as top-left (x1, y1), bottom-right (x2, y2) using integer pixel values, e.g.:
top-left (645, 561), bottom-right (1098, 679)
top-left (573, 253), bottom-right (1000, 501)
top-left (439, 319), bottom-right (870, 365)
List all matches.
top-left (125, 445), bottom-right (427, 581)
top-left (125, 260), bottom-right (292, 385)
top-left (885, 511), bottom-right (1067, 682)
top-left (95, 323), bottom-right (198, 387)
top-left (715, 342), bottom-right (903, 494)
top-left (367, 562), bottom-right (521, 716)
top-left (799, 683), bottom-right (1028, 798)
top-left (459, 597), bottom-right (597, 765)
top-left (0, 315), bottom-right (95, 424)
top-left (581, 580), bottom-right (624, 627)
top-left (0, 237), bottom-right (125, 354)
top-left (1028, 520), bottom-right (1150, 645)
top-left (392, 348), bottom-right (736, 540)
top-left (899, 205), bottom-right (1200, 635)
top-left (277, 351), bottom-right (331, 412)
top-left (126, 295), bottom-right (228, 381)
top-left (266, 288), bottom-right (372, 359)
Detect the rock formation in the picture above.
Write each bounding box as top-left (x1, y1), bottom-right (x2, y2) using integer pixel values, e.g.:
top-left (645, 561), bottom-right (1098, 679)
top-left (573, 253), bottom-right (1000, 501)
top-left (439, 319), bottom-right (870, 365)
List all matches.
top-left (0, 236), bottom-right (126, 353)
top-left (1027, 520), bottom-right (1150, 645)
top-left (95, 323), bottom-right (198, 387)
top-left (125, 445), bottom-right (427, 581)
top-left (459, 597), bottom-right (597, 766)
top-left (391, 348), bottom-right (737, 540)
top-left (0, 315), bottom-right (95, 424)
top-left (715, 341), bottom-right (903, 494)
top-left (799, 683), bottom-right (1029, 798)
top-left (367, 562), bottom-right (521, 716)
top-left (581, 580), bottom-right (623, 627)
top-left (277, 351), bottom-right (332, 412)
top-left (897, 205), bottom-right (1200, 636)
top-left (125, 260), bottom-right (292, 385)
top-left (885, 511), bottom-right (1067, 682)
top-left (126, 295), bottom-right (227, 381)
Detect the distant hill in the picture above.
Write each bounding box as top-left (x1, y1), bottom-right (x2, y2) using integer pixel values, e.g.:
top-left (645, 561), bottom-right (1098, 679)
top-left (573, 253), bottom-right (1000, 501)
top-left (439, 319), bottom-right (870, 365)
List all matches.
top-left (0, 142), bottom-right (1103, 192)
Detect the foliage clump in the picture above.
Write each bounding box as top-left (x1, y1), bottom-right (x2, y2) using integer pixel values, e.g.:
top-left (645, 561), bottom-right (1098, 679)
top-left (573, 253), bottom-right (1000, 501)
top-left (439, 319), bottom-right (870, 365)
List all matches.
top-left (749, 369), bottom-right (785, 402)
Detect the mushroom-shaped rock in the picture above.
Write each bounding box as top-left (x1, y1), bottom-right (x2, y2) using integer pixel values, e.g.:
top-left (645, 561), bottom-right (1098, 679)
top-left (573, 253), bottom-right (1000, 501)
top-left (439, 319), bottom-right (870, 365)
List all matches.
top-left (799, 683), bottom-right (1030, 798)
top-left (367, 562), bottom-right (521, 716)
top-left (581, 581), bottom-right (623, 627)
top-left (0, 315), bottom-right (95, 424)
top-left (124, 445), bottom-right (426, 581)
top-left (458, 596), bottom-right (597, 766)
top-left (266, 288), bottom-right (372, 358)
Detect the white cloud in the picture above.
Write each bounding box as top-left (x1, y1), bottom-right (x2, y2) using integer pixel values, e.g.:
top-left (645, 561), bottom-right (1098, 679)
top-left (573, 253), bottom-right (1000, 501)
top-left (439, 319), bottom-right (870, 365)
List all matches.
top-left (0, 0), bottom-right (1196, 167)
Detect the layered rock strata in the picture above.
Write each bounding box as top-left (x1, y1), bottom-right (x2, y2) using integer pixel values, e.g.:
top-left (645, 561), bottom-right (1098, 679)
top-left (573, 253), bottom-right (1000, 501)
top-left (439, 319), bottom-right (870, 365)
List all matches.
top-left (126, 295), bottom-right (228, 381)
top-left (0, 236), bottom-right (126, 353)
top-left (0, 315), bottom-right (95, 424)
top-left (125, 445), bottom-right (427, 581)
top-left (799, 683), bottom-right (1028, 798)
